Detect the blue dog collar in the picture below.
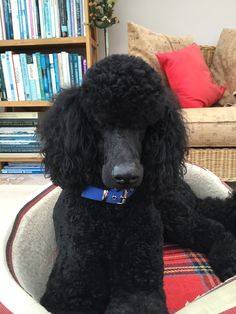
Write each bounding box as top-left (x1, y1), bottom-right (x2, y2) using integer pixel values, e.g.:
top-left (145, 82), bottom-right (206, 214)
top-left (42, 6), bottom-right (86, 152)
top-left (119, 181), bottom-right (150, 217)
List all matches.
top-left (81, 186), bottom-right (135, 205)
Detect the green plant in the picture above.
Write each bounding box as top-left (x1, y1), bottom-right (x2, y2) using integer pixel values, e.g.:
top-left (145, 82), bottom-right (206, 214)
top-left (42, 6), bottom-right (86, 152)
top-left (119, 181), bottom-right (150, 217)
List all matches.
top-left (89, 0), bottom-right (119, 29)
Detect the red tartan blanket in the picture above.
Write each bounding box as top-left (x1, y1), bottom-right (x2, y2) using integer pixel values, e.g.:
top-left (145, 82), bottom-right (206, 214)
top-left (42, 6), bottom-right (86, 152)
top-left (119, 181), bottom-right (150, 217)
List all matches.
top-left (163, 244), bottom-right (221, 313)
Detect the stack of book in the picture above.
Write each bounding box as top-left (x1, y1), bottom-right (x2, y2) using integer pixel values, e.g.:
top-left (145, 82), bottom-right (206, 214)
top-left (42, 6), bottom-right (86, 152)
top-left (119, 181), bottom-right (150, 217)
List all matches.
top-left (0, 112), bottom-right (41, 159)
top-left (1, 162), bottom-right (45, 174)
top-left (0, 51), bottom-right (87, 101)
top-left (0, 0), bottom-right (86, 40)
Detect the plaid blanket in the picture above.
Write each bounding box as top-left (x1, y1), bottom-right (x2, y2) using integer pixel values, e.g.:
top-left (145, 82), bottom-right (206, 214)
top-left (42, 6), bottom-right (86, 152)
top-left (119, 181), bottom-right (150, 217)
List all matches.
top-left (164, 243), bottom-right (221, 313)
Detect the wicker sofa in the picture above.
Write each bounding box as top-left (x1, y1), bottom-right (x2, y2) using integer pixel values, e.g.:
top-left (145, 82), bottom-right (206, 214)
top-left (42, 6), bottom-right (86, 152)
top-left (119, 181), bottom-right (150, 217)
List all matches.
top-left (128, 23), bottom-right (236, 182)
top-left (184, 46), bottom-right (236, 182)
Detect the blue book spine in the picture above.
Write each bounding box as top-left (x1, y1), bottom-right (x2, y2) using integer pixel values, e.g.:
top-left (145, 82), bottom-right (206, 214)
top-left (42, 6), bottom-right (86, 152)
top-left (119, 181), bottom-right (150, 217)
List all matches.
top-left (2, 169), bottom-right (45, 174)
top-left (73, 53), bottom-right (79, 86)
top-left (45, 54), bottom-right (53, 99)
top-left (40, 54), bottom-right (50, 100)
top-left (35, 52), bottom-right (45, 100)
top-left (79, 0), bottom-right (84, 36)
top-left (0, 136), bottom-right (37, 141)
top-left (66, 0), bottom-right (72, 37)
top-left (78, 55), bottom-right (82, 86)
top-left (5, 51), bottom-right (17, 100)
top-left (53, 53), bottom-right (60, 93)
top-left (43, 0), bottom-right (52, 38)
top-left (68, 54), bottom-right (75, 86)
top-left (17, 0), bottom-right (23, 38)
top-left (75, 0), bottom-right (81, 36)
top-left (4, 0), bottom-right (13, 39)
top-left (19, 0), bottom-right (28, 39)
top-left (26, 54), bottom-right (37, 100)
top-left (23, 0), bottom-right (29, 38)
top-left (19, 53), bottom-right (32, 100)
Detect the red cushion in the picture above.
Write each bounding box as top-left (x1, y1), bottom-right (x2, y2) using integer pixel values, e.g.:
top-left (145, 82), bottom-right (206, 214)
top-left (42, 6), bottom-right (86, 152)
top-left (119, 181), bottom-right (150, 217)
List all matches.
top-left (163, 244), bottom-right (221, 313)
top-left (156, 43), bottom-right (225, 108)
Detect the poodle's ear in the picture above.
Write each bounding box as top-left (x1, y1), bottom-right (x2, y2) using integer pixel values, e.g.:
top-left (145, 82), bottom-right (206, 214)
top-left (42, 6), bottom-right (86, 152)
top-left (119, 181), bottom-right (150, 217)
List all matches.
top-left (38, 88), bottom-right (98, 188)
top-left (142, 90), bottom-right (187, 192)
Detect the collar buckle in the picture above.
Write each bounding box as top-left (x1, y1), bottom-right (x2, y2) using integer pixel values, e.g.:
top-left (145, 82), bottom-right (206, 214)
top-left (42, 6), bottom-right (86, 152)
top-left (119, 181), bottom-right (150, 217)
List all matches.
top-left (117, 189), bottom-right (129, 205)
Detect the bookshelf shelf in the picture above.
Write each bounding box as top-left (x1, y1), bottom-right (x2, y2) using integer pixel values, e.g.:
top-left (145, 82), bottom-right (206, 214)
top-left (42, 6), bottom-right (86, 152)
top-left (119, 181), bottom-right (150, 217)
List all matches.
top-left (0, 0), bottom-right (98, 169)
top-left (0, 101), bottom-right (51, 107)
top-left (0, 157), bottom-right (42, 163)
top-left (0, 37), bottom-right (87, 51)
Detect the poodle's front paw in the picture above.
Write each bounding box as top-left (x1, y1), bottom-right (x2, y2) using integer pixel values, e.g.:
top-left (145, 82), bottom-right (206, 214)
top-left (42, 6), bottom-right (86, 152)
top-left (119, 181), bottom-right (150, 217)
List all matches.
top-left (209, 232), bottom-right (236, 281)
top-left (106, 292), bottom-right (168, 314)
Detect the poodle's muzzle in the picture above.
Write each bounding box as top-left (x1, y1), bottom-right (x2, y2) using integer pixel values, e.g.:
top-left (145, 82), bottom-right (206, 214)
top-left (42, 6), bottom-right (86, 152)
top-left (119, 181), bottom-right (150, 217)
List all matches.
top-left (101, 128), bottom-right (144, 189)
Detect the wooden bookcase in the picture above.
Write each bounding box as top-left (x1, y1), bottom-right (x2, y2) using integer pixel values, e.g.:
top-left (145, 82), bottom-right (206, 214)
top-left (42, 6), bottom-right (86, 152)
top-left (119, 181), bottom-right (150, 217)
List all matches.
top-left (0, 0), bottom-right (98, 166)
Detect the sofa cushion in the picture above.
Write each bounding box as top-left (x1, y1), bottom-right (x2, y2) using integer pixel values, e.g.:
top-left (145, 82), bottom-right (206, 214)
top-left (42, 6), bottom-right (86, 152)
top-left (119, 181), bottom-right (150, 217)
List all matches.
top-left (183, 107), bottom-right (236, 147)
top-left (128, 21), bottom-right (193, 85)
top-left (156, 43), bottom-right (225, 108)
top-left (211, 29), bottom-right (236, 106)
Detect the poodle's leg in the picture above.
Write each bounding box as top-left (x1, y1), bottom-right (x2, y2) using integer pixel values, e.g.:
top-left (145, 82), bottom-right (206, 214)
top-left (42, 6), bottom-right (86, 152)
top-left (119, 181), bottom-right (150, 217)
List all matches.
top-left (106, 201), bottom-right (168, 314)
top-left (197, 192), bottom-right (236, 237)
top-left (40, 194), bottom-right (110, 314)
top-left (41, 245), bottom-right (109, 314)
top-left (159, 193), bottom-right (236, 282)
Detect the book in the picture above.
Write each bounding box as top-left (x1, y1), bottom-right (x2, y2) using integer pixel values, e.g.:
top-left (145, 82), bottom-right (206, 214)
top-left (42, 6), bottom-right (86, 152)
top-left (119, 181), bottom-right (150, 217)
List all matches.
top-left (43, 0), bottom-right (52, 38)
top-left (0, 54), bottom-right (7, 100)
top-left (0, 1), bottom-right (6, 40)
top-left (66, 0), bottom-right (72, 37)
top-left (37, 0), bottom-right (44, 38)
top-left (4, 0), bottom-right (14, 39)
top-left (12, 53), bottom-right (25, 100)
top-left (1, 52), bottom-right (16, 101)
top-left (45, 54), bottom-right (53, 98)
top-left (49, 53), bottom-right (57, 95)
top-left (0, 126), bottom-right (36, 134)
top-left (0, 152), bottom-right (41, 158)
top-left (40, 53), bottom-right (50, 100)
top-left (0, 112), bottom-right (39, 119)
top-left (32, 53), bottom-right (41, 99)
top-left (53, 53), bottom-right (60, 93)
top-left (59, 0), bottom-right (67, 37)
top-left (75, 0), bottom-right (81, 36)
top-left (10, 0), bottom-right (21, 39)
top-left (35, 52), bottom-right (45, 100)
top-left (0, 119), bottom-right (38, 127)
top-left (19, 53), bottom-right (32, 100)
top-left (26, 54), bottom-right (38, 100)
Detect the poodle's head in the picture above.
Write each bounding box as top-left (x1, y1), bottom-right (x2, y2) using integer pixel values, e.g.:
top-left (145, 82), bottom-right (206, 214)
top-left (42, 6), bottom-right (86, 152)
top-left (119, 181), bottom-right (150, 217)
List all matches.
top-left (38, 55), bottom-right (187, 192)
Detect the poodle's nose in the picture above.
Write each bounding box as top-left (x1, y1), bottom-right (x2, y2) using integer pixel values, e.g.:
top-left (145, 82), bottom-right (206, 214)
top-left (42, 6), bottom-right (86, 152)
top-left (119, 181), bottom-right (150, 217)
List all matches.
top-left (112, 163), bottom-right (142, 186)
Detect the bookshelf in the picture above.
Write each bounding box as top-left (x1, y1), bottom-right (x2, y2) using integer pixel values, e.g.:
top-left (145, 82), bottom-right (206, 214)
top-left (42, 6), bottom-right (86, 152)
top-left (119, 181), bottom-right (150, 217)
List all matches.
top-left (0, 0), bottom-right (98, 169)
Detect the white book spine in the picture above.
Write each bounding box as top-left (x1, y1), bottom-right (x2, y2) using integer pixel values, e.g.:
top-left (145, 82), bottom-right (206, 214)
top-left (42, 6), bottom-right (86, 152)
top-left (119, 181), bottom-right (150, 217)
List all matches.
top-left (57, 53), bottom-right (64, 88)
top-left (0, 1), bottom-right (6, 40)
top-left (61, 52), bottom-right (70, 88)
top-left (32, 54), bottom-right (41, 99)
top-left (32, 0), bottom-right (38, 38)
top-left (49, 53), bottom-right (57, 94)
top-left (10, 0), bottom-right (21, 39)
top-left (12, 54), bottom-right (25, 101)
top-left (50, 0), bottom-right (56, 37)
top-left (53, 0), bottom-right (60, 38)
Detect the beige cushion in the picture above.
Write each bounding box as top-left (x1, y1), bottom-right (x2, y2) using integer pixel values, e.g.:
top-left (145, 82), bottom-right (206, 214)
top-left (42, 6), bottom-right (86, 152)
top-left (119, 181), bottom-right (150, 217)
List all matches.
top-left (210, 29), bottom-right (236, 106)
top-left (128, 21), bottom-right (193, 85)
top-left (183, 107), bottom-right (236, 147)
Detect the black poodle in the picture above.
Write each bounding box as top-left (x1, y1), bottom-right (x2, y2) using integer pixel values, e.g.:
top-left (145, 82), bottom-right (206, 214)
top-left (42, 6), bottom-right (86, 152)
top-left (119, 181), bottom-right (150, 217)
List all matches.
top-left (38, 54), bottom-right (236, 314)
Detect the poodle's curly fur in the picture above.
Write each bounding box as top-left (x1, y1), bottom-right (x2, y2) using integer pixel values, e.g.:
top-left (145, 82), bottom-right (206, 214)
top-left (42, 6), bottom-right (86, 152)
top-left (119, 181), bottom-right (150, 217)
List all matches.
top-left (38, 55), bottom-right (236, 314)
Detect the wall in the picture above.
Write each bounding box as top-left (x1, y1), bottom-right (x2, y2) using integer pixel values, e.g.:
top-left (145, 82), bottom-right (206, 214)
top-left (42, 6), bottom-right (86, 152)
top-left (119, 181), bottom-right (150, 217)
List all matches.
top-left (98, 0), bottom-right (236, 59)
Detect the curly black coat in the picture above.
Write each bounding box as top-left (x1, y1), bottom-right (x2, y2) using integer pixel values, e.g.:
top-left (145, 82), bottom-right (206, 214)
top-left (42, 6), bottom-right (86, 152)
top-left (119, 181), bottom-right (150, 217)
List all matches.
top-left (38, 55), bottom-right (236, 314)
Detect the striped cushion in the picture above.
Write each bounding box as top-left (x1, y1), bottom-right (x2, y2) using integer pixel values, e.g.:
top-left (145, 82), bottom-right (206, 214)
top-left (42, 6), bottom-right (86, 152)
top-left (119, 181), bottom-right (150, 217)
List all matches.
top-left (163, 244), bottom-right (220, 313)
